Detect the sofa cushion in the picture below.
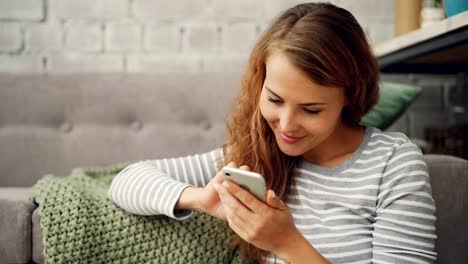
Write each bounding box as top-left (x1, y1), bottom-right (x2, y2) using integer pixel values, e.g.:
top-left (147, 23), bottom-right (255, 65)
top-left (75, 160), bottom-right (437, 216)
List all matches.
top-left (360, 82), bottom-right (422, 130)
top-left (424, 154), bottom-right (468, 264)
top-left (0, 187), bottom-right (35, 263)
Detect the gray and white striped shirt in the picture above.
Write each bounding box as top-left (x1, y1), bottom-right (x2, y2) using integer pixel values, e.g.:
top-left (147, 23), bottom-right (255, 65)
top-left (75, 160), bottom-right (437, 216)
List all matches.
top-left (108, 126), bottom-right (437, 263)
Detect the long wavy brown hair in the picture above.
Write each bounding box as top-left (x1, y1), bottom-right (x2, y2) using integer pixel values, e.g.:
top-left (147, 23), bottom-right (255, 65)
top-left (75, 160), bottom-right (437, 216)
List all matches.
top-left (218, 3), bottom-right (380, 263)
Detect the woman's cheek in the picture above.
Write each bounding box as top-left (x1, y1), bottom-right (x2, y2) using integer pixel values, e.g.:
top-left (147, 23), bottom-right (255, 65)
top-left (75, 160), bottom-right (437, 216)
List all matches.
top-left (315, 111), bottom-right (340, 133)
top-left (259, 101), bottom-right (276, 122)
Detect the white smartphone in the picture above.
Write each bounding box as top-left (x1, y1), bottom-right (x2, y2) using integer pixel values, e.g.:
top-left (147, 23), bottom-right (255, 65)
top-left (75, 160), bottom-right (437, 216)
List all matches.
top-left (221, 166), bottom-right (266, 202)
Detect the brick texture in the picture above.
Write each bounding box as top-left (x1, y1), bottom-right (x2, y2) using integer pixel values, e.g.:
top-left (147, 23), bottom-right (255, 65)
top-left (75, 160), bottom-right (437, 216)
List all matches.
top-left (222, 23), bottom-right (257, 54)
top-left (25, 24), bottom-right (62, 52)
top-left (0, 54), bottom-right (42, 72)
top-left (144, 23), bottom-right (181, 53)
top-left (0, 0), bottom-right (43, 21)
top-left (184, 24), bottom-right (218, 54)
top-left (47, 53), bottom-right (123, 72)
top-left (214, 0), bottom-right (264, 21)
top-left (105, 22), bottom-right (141, 52)
top-left (132, 0), bottom-right (210, 21)
top-left (0, 0), bottom-right (396, 73)
top-left (51, 0), bottom-right (127, 20)
top-left (65, 22), bottom-right (102, 52)
top-left (0, 23), bottom-right (22, 52)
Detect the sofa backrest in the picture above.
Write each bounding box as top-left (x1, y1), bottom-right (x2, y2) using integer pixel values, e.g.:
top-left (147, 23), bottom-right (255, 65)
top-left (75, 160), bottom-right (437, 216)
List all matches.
top-left (0, 73), bottom-right (242, 186)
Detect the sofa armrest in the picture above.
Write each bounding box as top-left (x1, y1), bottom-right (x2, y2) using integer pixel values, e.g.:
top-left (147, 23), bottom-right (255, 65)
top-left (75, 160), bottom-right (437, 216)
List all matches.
top-left (0, 187), bottom-right (36, 263)
top-left (32, 208), bottom-right (44, 264)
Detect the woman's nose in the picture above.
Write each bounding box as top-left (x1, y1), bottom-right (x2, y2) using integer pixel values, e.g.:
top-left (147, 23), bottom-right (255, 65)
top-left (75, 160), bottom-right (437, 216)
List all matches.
top-left (279, 109), bottom-right (299, 132)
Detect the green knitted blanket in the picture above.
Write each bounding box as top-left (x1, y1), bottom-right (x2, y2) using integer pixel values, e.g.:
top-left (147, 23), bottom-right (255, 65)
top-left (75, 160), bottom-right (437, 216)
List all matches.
top-left (29, 163), bottom-right (255, 264)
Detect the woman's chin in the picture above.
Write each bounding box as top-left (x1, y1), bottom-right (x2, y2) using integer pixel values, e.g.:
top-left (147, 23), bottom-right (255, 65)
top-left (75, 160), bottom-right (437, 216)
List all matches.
top-left (277, 142), bottom-right (304, 157)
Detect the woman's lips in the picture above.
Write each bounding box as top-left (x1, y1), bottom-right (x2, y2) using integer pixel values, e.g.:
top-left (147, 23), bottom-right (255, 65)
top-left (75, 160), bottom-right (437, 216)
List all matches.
top-left (280, 132), bottom-right (305, 144)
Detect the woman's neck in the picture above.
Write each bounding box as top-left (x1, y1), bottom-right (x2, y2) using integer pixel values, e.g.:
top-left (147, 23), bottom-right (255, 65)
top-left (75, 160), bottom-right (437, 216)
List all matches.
top-left (302, 123), bottom-right (366, 167)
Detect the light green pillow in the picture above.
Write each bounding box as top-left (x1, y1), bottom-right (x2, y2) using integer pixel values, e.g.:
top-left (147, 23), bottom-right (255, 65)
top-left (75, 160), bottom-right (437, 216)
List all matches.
top-left (360, 82), bottom-right (422, 130)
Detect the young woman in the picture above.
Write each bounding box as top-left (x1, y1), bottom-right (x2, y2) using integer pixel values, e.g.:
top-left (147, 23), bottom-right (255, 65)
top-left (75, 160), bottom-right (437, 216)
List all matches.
top-left (108, 3), bottom-right (437, 264)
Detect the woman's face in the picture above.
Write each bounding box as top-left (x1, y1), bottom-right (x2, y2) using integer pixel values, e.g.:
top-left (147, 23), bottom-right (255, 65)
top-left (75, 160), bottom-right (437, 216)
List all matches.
top-left (259, 52), bottom-right (348, 157)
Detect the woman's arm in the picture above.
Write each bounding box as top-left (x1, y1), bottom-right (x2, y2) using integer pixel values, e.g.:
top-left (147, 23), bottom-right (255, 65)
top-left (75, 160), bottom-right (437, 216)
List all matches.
top-left (277, 232), bottom-right (330, 264)
top-left (372, 142), bottom-right (437, 263)
top-left (175, 186), bottom-right (203, 211)
top-left (107, 148), bottom-right (224, 219)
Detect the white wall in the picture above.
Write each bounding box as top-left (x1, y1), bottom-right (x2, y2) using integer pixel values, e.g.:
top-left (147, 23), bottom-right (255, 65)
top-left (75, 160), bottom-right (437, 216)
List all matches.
top-left (0, 0), bottom-right (395, 73)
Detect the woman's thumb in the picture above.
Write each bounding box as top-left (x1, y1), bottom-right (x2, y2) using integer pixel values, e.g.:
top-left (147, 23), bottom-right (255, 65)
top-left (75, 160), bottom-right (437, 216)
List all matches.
top-left (267, 190), bottom-right (284, 209)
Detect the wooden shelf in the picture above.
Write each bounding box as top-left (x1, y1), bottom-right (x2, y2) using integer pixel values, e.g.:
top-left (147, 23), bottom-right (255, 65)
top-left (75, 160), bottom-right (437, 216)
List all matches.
top-left (372, 11), bottom-right (468, 74)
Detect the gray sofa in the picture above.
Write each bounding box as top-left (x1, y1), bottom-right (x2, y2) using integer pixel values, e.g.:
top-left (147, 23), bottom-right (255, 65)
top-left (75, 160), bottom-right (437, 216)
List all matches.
top-left (0, 73), bottom-right (467, 264)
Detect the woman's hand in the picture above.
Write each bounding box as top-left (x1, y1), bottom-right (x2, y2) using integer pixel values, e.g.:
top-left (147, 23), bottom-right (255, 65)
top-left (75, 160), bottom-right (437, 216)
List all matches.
top-left (195, 161), bottom-right (239, 221)
top-left (212, 165), bottom-right (304, 259)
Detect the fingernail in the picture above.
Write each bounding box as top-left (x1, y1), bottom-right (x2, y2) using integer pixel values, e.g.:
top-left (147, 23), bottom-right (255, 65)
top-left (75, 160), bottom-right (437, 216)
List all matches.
top-left (222, 181), bottom-right (229, 188)
top-left (213, 183), bottom-right (220, 190)
top-left (271, 190), bottom-right (276, 198)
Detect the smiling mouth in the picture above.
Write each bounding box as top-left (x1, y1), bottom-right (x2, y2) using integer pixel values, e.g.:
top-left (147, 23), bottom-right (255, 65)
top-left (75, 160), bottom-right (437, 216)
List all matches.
top-left (279, 132), bottom-right (305, 143)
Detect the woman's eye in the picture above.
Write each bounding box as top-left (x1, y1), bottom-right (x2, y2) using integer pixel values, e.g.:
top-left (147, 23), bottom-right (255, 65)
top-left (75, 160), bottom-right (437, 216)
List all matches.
top-left (304, 109), bottom-right (321, 114)
top-left (267, 97), bottom-right (282, 104)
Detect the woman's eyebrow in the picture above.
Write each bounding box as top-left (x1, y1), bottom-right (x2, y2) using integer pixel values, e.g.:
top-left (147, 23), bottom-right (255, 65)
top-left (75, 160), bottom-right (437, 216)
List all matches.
top-left (265, 86), bottom-right (328, 106)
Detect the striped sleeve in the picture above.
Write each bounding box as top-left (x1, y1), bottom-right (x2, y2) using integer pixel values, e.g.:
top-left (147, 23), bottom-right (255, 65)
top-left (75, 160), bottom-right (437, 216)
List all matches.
top-left (372, 141), bottom-right (437, 263)
top-left (107, 148), bottom-right (224, 220)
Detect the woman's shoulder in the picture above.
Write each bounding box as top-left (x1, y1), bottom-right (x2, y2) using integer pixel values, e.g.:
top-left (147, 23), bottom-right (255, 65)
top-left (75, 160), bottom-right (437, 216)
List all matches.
top-left (368, 127), bottom-right (419, 149)
top-left (366, 128), bottom-right (425, 166)
top-left (368, 127), bottom-right (408, 143)
top-left (364, 126), bottom-right (424, 163)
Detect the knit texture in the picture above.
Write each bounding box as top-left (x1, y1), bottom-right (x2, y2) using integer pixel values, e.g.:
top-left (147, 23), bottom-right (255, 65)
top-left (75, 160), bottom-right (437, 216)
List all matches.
top-left (29, 163), bottom-right (255, 264)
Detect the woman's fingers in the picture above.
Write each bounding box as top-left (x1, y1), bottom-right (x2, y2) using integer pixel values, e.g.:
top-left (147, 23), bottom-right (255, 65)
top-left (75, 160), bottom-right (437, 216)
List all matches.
top-left (239, 165), bottom-right (250, 171)
top-left (224, 162), bottom-right (250, 171)
top-left (216, 181), bottom-right (254, 221)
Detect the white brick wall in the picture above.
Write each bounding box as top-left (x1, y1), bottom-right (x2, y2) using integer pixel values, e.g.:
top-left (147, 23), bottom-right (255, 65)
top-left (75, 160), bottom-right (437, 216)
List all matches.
top-left (263, 0), bottom-right (323, 20)
top-left (144, 23), bottom-right (181, 53)
top-left (0, 23), bottom-right (22, 52)
top-left (202, 54), bottom-right (248, 72)
top-left (25, 23), bottom-right (62, 52)
top-left (0, 0), bottom-right (396, 73)
top-left (0, 0), bottom-right (43, 21)
top-left (48, 53), bottom-right (123, 72)
top-left (184, 24), bottom-right (219, 54)
top-left (51, 0), bottom-right (127, 20)
top-left (105, 22), bottom-right (142, 52)
top-left (65, 22), bottom-right (103, 52)
top-left (133, 0), bottom-right (210, 22)
top-left (127, 54), bottom-right (200, 72)
top-left (0, 54), bottom-right (42, 72)
top-left (213, 0), bottom-right (264, 21)
top-left (222, 23), bottom-right (257, 54)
